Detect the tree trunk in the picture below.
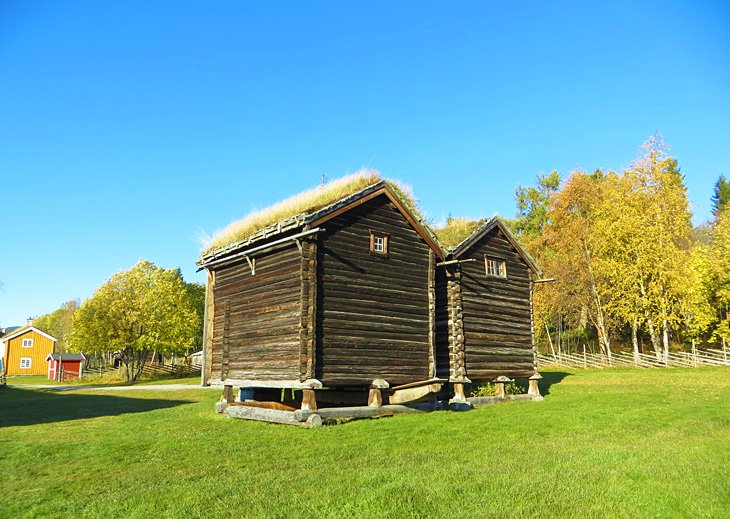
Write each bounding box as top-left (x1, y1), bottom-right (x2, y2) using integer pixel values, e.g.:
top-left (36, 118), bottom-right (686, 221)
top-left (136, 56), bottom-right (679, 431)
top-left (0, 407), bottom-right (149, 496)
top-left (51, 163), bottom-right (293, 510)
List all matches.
top-left (645, 315), bottom-right (663, 360)
top-left (662, 319), bottom-right (670, 366)
top-left (582, 240), bottom-right (612, 363)
top-left (632, 317), bottom-right (640, 365)
top-left (544, 323), bottom-right (557, 359)
top-left (121, 348), bottom-right (148, 382)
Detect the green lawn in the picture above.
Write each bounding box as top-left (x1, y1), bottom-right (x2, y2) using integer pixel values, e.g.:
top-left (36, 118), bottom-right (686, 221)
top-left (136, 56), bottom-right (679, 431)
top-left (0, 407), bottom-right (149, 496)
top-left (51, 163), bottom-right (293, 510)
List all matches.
top-left (1, 368), bottom-right (728, 518)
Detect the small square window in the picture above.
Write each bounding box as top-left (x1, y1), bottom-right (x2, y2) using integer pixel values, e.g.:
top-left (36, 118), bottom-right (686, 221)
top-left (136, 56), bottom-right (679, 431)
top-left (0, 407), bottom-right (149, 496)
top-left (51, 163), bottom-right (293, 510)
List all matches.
top-left (369, 231), bottom-right (389, 257)
top-left (20, 358), bottom-right (32, 369)
top-left (22, 338), bottom-right (34, 348)
top-left (485, 256), bottom-right (507, 278)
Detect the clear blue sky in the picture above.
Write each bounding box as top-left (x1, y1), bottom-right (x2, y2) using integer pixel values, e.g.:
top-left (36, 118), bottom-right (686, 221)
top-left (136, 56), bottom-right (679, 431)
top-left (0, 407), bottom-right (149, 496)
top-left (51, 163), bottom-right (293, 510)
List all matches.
top-left (1, 1), bottom-right (729, 327)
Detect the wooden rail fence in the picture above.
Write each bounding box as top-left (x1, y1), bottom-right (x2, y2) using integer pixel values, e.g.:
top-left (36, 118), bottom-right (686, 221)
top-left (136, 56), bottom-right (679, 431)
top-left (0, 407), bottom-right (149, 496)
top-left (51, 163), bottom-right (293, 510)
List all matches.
top-left (538, 348), bottom-right (730, 369)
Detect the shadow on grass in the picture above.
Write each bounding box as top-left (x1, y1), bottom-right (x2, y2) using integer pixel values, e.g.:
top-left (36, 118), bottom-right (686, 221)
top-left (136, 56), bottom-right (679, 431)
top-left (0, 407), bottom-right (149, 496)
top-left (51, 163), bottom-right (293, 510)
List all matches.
top-left (0, 387), bottom-right (193, 428)
top-left (538, 371), bottom-right (571, 396)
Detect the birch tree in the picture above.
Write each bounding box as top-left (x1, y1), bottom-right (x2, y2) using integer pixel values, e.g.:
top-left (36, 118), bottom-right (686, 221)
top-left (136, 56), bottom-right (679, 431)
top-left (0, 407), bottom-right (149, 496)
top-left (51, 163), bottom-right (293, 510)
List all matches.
top-left (544, 169), bottom-right (614, 360)
top-left (70, 260), bottom-right (204, 382)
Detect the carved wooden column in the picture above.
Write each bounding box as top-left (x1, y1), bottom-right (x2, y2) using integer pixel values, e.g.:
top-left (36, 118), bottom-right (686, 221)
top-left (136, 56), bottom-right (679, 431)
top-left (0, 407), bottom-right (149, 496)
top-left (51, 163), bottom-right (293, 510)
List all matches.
top-left (528, 373), bottom-right (543, 397)
top-left (368, 379), bottom-right (389, 408)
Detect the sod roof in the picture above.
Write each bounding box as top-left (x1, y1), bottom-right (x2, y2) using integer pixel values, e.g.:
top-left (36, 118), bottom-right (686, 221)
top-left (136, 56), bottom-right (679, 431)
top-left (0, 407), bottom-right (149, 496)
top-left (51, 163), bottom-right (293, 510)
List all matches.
top-left (431, 217), bottom-right (487, 251)
top-left (200, 170), bottom-right (429, 259)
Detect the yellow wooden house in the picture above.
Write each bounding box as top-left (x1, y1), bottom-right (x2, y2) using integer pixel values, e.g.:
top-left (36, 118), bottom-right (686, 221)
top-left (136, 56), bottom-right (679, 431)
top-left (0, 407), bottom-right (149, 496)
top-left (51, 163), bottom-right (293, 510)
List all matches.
top-left (0, 326), bottom-right (57, 376)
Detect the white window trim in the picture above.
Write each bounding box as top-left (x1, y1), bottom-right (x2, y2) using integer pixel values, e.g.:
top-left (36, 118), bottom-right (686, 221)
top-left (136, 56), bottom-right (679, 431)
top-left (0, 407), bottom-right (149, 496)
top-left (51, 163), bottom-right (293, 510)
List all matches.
top-left (369, 230), bottom-right (390, 257)
top-left (22, 338), bottom-right (34, 348)
top-left (485, 256), bottom-right (508, 278)
top-left (20, 357), bottom-right (32, 369)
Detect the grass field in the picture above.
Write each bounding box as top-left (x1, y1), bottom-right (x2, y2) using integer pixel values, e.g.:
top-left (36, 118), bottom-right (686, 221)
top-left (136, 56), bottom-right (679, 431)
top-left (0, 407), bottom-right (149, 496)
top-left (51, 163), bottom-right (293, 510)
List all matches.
top-left (1, 368), bottom-right (728, 518)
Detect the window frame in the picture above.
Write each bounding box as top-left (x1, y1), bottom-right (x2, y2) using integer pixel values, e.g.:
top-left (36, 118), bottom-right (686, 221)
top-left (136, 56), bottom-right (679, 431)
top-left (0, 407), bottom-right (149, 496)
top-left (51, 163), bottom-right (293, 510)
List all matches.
top-left (369, 230), bottom-right (390, 257)
top-left (22, 338), bottom-right (34, 348)
top-left (20, 357), bottom-right (32, 369)
top-left (485, 256), bottom-right (508, 279)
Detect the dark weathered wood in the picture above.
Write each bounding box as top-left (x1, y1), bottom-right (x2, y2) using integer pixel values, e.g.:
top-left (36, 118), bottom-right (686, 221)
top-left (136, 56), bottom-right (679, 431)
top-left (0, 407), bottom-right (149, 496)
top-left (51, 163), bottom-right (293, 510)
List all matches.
top-left (316, 195), bottom-right (432, 386)
top-left (221, 384), bottom-right (234, 403)
top-left (428, 249), bottom-right (436, 378)
top-left (211, 244), bottom-right (302, 382)
top-left (220, 301), bottom-right (231, 380)
top-left (440, 225), bottom-right (539, 381)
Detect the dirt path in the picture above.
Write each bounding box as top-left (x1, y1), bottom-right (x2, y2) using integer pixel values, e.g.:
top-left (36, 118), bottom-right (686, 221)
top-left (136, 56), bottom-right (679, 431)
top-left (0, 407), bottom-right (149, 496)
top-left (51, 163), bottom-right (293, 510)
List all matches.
top-left (9, 383), bottom-right (218, 391)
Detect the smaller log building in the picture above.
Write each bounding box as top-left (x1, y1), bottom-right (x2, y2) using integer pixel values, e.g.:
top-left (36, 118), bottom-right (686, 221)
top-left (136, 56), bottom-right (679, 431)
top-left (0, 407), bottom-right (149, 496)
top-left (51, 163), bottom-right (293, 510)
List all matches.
top-left (435, 217), bottom-right (541, 399)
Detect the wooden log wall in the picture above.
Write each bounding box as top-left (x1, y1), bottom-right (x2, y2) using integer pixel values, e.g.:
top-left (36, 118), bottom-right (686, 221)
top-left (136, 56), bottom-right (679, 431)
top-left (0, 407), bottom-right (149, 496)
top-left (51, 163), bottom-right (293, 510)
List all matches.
top-left (446, 266), bottom-right (468, 382)
top-left (458, 228), bottom-right (535, 379)
top-left (434, 267), bottom-right (451, 380)
top-left (316, 194), bottom-right (432, 386)
top-left (210, 245), bottom-right (302, 381)
top-left (298, 238), bottom-right (317, 381)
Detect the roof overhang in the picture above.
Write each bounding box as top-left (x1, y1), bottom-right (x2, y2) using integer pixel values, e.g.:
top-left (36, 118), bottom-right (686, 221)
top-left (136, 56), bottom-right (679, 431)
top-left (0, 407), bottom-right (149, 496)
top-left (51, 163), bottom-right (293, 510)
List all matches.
top-left (46, 353), bottom-right (86, 362)
top-left (2, 326), bottom-right (58, 343)
top-left (199, 181), bottom-right (446, 269)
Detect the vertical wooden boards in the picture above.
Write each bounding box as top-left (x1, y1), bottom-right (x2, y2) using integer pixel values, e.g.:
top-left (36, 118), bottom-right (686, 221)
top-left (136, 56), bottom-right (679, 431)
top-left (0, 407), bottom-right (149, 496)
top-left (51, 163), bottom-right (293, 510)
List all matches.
top-left (529, 271), bottom-right (538, 375)
top-left (317, 194), bottom-right (432, 386)
top-left (202, 270), bottom-right (215, 386)
top-left (427, 250), bottom-right (436, 378)
top-left (210, 245), bottom-right (303, 382)
top-left (221, 301), bottom-right (231, 380)
top-left (434, 267), bottom-right (450, 379)
top-left (298, 238), bottom-right (317, 381)
top-left (459, 227), bottom-right (534, 379)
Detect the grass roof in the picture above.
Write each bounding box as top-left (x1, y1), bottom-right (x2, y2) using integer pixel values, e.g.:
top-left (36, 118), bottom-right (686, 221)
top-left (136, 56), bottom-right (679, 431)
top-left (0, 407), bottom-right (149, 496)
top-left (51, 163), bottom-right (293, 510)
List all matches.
top-left (202, 170), bottom-right (423, 255)
top-left (432, 217), bottom-right (486, 250)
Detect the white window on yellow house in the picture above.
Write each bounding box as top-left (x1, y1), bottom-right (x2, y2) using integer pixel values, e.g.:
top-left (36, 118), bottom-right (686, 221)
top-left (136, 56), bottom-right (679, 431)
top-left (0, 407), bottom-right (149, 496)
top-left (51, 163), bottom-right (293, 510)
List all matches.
top-left (20, 357), bottom-right (32, 369)
top-left (22, 338), bottom-right (34, 348)
top-left (485, 256), bottom-right (507, 278)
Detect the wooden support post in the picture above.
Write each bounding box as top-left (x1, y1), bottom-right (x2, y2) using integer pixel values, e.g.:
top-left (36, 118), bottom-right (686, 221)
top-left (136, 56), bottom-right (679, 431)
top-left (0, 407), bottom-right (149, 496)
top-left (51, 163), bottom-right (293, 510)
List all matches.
top-left (427, 250), bottom-right (436, 378)
top-left (452, 382), bottom-right (466, 402)
top-left (494, 376), bottom-right (512, 399)
top-left (221, 385), bottom-right (234, 403)
top-left (301, 389), bottom-right (317, 412)
top-left (202, 270), bottom-right (215, 386)
top-left (368, 379), bottom-right (389, 408)
top-left (528, 373), bottom-right (543, 397)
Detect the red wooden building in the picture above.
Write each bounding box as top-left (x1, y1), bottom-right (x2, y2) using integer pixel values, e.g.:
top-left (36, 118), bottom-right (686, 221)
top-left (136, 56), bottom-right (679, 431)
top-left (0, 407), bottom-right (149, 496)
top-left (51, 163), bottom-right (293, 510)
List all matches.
top-left (46, 353), bottom-right (86, 380)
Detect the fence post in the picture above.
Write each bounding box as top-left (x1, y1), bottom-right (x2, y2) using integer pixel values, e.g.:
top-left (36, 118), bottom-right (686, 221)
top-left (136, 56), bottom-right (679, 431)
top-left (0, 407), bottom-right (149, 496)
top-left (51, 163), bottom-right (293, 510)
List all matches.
top-left (583, 345), bottom-right (587, 369)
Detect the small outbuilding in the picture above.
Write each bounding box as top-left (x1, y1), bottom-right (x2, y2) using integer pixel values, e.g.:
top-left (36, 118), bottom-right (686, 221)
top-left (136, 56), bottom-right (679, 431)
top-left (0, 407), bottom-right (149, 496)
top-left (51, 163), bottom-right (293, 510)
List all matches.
top-left (46, 353), bottom-right (86, 381)
top-left (434, 217), bottom-right (542, 399)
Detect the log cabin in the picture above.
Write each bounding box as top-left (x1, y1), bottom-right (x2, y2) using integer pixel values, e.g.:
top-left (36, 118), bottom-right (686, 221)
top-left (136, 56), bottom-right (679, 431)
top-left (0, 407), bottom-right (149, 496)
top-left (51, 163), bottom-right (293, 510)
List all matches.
top-left (434, 217), bottom-right (542, 400)
top-left (198, 172), bottom-right (446, 409)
